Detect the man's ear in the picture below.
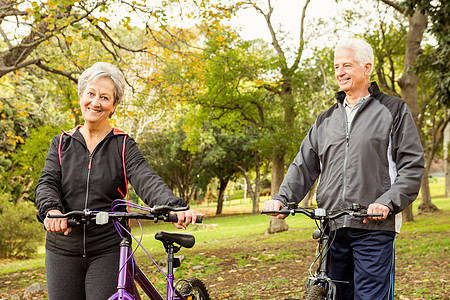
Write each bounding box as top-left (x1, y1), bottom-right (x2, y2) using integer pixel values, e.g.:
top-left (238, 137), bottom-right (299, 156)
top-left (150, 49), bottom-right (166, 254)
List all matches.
top-left (365, 63), bottom-right (373, 76)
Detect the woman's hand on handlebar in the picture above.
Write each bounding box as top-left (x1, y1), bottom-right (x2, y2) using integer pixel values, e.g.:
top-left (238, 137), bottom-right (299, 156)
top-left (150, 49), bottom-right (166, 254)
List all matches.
top-left (171, 209), bottom-right (199, 230)
top-left (363, 203), bottom-right (390, 223)
top-left (44, 209), bottom-right (72, 235)
top-left (262, 200), bottom-right (287, 219)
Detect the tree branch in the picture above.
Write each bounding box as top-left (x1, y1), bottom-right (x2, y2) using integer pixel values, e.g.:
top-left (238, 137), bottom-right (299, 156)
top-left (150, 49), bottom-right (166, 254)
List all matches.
top-left (35, 61), bottom-right (80, 83)
top-left (291, 0), bottom-right (311, 71)
top-left (0, 58), bottom-right (40, 77)
top-left (251, 0), bottom-right (287, 69)
top-left (379, 0), bottom-right (405, 14)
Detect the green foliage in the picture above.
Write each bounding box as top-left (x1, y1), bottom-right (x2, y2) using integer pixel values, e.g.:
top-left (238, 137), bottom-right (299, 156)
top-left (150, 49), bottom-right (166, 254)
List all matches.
top-left (139, 118), bottom-right (205, 203)
top-left (0, 194), bottom-right (44, 259)
top-left (405, 0), bottom-right (450, 106)
top-left (0, 125), bottom-right (62, 203)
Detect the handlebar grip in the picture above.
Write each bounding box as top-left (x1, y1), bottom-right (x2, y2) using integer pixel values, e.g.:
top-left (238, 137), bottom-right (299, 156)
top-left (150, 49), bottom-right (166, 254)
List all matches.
top-left (167, 213), bottom-right (203, 224)
top-left (353, 213), bottom-right (384, 217)
top-left (67, 219), bottom-right (79, 227)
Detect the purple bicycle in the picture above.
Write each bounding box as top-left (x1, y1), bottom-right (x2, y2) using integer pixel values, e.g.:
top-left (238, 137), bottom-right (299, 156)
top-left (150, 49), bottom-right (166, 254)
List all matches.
top-left (48, 200), bottom-right (210, 300)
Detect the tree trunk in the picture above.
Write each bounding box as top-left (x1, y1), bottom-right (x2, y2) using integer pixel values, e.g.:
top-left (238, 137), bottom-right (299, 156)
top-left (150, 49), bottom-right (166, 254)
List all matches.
top-left (237, 153), bottom-right (269, 215)
top-left (241, 171), bottom-right (261, 215)
top-left (265, 215), bottom-right (289, 234)
top-left (418, 158), bottom-right (439, 213)
top-left (397, 9), bottom-right (428, 222)
top-left (271, 149), bottom-right (285, 197)
top-left (402, 204), bottom-right (414, 223)
top-left (215, 177), bottom-right (229, 215)
top-left (302, 178), bottom-right (318, 207)
top-left (398, 10), bottom-right (428, 125)
top-left (268, 148), bottom-right (289, 233)
top-left (202, 184), bottom-right (215, 206)
top-left (445, 110), bottom-right (450, 197)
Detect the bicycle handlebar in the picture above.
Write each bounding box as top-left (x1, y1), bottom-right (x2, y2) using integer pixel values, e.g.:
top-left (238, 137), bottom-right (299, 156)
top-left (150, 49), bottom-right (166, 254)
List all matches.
top-left (261, 203), bottom-right (383, 220)
top-left (47, 205), bottom-right (203, 227)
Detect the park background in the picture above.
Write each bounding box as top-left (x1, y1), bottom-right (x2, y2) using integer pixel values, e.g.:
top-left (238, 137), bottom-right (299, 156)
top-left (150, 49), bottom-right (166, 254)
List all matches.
top-left (0, 0), bottom-right (448, 299)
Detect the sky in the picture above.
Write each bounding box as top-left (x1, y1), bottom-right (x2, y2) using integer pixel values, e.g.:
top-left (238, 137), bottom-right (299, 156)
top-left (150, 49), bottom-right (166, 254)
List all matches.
top-left (226, 0), bottom-right (365, 63)
top-left (230, 0), bottom-right (339, 43)
top-left (117, 0), bottom-right (358, 48)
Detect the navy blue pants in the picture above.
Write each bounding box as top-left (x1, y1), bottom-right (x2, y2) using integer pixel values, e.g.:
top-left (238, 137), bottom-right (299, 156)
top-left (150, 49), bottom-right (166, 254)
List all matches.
top-left (328, 228), bottom-right (396, 300)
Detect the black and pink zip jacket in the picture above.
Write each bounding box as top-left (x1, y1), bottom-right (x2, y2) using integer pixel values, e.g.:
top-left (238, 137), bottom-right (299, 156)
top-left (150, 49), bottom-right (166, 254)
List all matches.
top-left (35, 125), bottom-right (185, 257)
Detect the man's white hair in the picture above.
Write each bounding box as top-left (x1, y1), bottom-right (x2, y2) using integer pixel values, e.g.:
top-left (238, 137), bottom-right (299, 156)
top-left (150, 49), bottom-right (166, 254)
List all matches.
top-left (335, 38), bottom-right (374, 75)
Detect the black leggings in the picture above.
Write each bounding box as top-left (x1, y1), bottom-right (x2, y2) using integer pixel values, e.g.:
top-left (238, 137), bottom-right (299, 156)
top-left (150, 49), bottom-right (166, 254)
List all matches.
top-left (45, 249), bottom-right (120, 300)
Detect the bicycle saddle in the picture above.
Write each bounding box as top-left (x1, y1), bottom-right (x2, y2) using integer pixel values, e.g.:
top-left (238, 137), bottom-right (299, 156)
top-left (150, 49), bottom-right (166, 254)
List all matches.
top-left (155, 231), bottom-right (195, 248)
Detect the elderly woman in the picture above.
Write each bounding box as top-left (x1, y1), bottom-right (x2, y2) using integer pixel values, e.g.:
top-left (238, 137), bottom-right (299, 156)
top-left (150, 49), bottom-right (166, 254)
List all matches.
top-left (35, 62), bottom-right (197, 299)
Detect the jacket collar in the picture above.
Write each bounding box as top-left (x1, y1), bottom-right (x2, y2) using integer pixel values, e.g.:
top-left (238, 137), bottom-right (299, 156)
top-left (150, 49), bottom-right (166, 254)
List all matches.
top-left (335, 81), bottom-right (381, 104)
top-left (63, 125), bottom-right (126, 136)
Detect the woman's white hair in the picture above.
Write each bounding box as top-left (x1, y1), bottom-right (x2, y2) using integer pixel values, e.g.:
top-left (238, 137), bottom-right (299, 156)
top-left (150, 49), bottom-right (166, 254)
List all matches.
top-left (78, 62), bottom-right (126, 105)
top-left (335, 38), bottom-right (374, 75)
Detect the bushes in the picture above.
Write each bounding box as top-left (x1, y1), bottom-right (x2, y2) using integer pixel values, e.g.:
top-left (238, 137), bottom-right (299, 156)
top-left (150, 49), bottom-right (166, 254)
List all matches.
top-left (0, 195), bottom-right (44, 258)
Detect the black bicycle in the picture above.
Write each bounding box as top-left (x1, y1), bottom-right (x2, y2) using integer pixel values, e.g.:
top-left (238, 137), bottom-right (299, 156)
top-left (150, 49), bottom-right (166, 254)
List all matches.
top-left (261, 203), bottom-right (383, 300)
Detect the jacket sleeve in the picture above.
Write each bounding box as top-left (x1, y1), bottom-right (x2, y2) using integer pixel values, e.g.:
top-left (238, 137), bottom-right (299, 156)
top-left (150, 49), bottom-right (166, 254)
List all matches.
top-left (124, 137), bottom-right (186, 207)
top-left (273, 124), bottom-right (321, 206)
top-left (34, 135), bottom-right (65, 222)
top-left (376, 103), bottom-right (425, 213)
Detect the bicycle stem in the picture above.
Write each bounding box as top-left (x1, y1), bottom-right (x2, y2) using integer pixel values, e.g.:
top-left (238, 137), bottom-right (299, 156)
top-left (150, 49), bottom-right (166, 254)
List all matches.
top-left (117, 237), bottom-right (131, 295)
top-left (317, 220), bottom-right (330, 279)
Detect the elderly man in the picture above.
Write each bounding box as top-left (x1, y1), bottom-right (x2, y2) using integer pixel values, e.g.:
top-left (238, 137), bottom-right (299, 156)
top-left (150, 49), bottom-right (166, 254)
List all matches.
top-left (263, 38), bottom-right (424, 299)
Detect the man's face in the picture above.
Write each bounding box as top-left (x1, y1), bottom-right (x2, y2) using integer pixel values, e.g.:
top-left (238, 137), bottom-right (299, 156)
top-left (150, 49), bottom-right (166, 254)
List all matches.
top-left (334, 48), bottom-right (371, 94)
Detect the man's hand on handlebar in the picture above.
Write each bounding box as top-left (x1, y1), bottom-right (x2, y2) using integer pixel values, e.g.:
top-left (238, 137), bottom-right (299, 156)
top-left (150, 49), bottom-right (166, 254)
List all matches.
top-left (262, 200), bottom-right (287, 219)
top-left (44, 209), bottom-right (72, 236)
top-left (363, 203), bottom-right (390, 223)
top-left (172, 209), bottom-right (200, 230)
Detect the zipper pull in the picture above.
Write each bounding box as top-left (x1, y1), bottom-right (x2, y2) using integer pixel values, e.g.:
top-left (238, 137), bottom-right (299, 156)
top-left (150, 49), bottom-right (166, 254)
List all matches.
top-left (346, 133), bottom-right (349, 147)
top-left (88, 154), bottom-right (92, 170)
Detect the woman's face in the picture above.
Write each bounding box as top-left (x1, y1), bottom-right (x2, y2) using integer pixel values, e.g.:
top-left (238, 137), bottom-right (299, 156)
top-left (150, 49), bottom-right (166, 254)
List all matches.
top-left (79, 77), bottom-right (117, 126)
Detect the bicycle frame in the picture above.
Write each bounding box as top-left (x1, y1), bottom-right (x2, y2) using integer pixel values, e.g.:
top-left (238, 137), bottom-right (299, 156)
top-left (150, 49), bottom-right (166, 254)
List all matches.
top-left (261, 204), bottom-right (382, 300)
top-left (305, 217), bottom-right (337, 300)
top-left (108, 233), bottom-right (188, 300)
top-left (47, 204), bottom-right (205, 300)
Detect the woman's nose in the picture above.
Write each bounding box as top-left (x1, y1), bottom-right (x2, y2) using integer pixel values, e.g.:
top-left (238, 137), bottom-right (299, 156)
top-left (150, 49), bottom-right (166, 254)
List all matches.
top-left (90, 96), bottom-right (100, 106)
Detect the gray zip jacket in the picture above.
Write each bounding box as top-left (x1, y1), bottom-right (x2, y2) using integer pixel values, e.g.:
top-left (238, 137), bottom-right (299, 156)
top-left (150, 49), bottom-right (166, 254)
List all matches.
top-left (273, 82), bottom-right (424, 232)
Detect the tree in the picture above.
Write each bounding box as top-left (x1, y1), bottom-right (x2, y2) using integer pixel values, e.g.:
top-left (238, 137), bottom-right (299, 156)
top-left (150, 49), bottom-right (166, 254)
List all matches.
top-left (445, 114), bottom-right (450, 197)
top-left (139, 121), bottom-right (204, 204)
top-left (235, 0), bottom-right (313, 196)
top-left (378, 0), bottom-right (449, 215)
top-left (197, 130), bottom-right (249, 215)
